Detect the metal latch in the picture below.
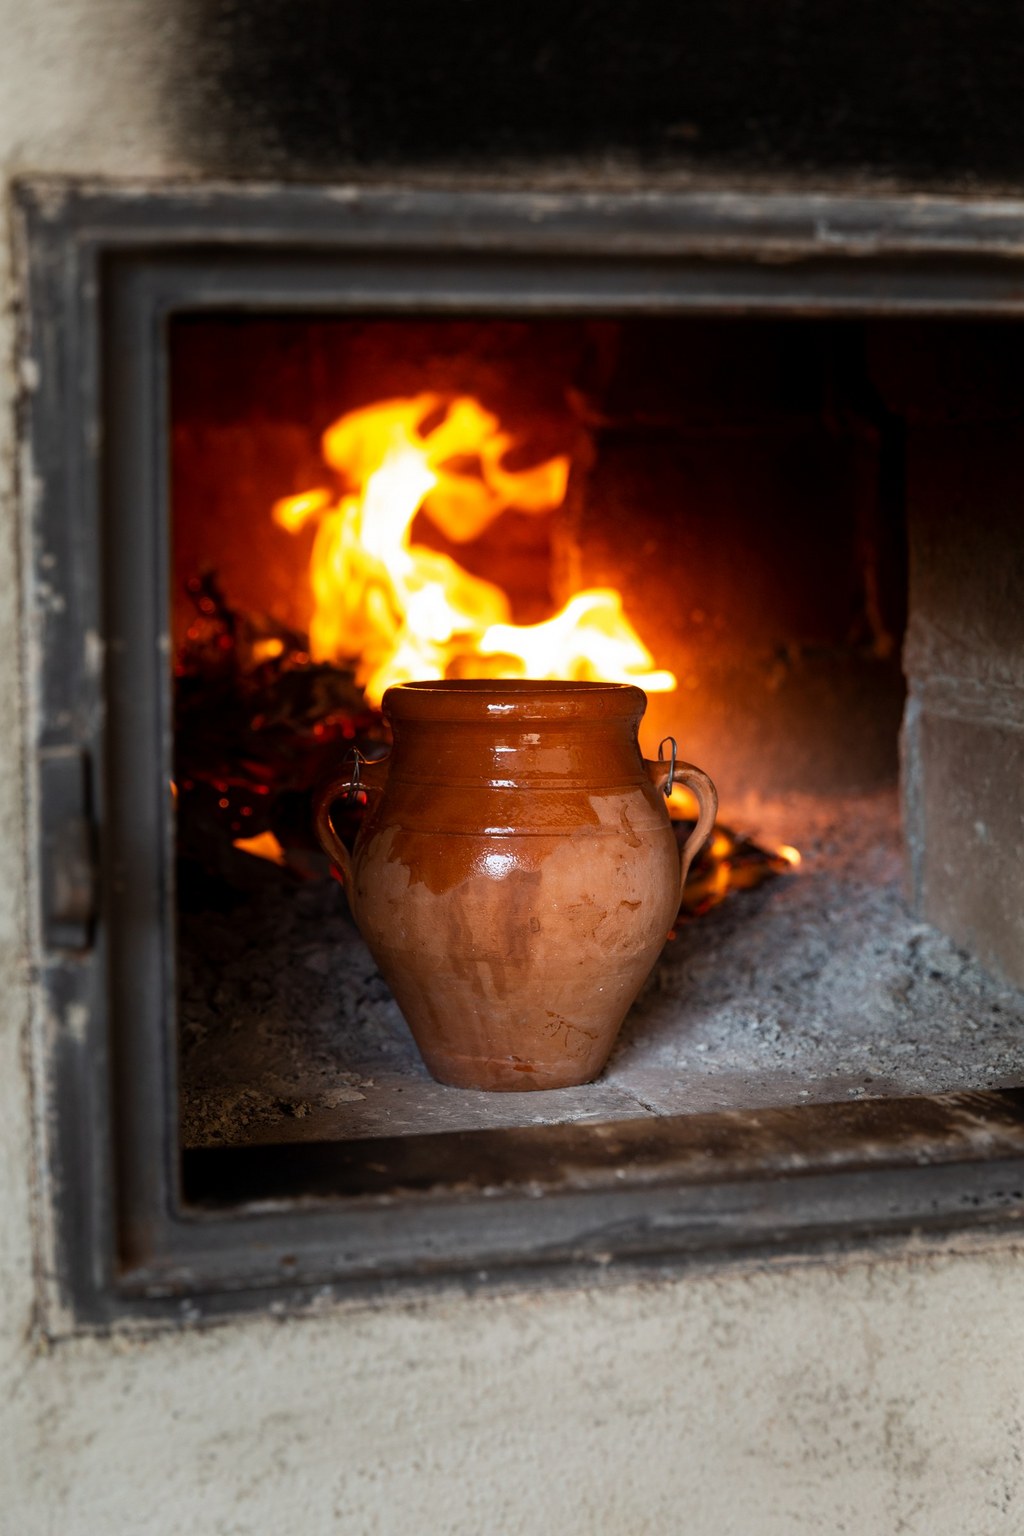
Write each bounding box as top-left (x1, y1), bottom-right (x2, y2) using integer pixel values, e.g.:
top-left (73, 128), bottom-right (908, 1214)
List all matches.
top-left (39, 747), bottom-right (97, 951)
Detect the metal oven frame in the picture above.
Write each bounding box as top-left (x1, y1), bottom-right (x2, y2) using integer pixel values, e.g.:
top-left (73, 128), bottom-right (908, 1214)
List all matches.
top-left (18, 181), bottom-right (1024, 1327)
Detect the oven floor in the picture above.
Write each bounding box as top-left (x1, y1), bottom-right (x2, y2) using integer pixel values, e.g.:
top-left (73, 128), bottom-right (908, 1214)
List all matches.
top-left (178, 789), bottom-right (1024, 1147)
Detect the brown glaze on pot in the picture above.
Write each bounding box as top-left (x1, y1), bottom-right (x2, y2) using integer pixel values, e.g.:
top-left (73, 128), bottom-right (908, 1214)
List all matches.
top-left (315, 681), bottom-right (717, 1091)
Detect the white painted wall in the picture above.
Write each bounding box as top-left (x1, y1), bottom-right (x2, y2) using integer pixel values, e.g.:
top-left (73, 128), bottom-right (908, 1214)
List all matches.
top-left (1, 5), bottom-right (1023, 1531)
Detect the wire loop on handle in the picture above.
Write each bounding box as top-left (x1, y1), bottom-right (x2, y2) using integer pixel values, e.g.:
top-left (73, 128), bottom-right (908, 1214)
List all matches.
top-left (657, 736), bottom-right (678, 798)
top-left (314, 748), bottom-right (391, 897)
top-left (644, 739), bottom-right (718, 909)
top-left (339, 747), bottom-right (365, 801)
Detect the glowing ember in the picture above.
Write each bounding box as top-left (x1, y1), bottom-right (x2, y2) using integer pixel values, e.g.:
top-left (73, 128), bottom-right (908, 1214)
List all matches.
top-left (676, 823), bottom-right (799, 920)
top-left (233, 830), bottom-right (288, 866)
top-left (250, 636), bottom-right (285, 664)
top-left (273, 393), bottom-right (676, 705)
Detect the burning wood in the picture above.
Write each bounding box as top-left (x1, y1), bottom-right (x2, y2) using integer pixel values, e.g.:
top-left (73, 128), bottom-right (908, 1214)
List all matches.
top-left (174, 573), bottom-right (388, 891)
top-left (175, 576), bottom-right (796, 918)
top-left (175, 395), bottom-right (797, 916)
top-left (674, 821), bottom-right (799, 922)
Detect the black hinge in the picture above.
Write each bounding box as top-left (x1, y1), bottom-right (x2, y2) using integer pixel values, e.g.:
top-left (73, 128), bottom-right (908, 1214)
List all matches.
top-left (40, 746), bottom-right (97, 951)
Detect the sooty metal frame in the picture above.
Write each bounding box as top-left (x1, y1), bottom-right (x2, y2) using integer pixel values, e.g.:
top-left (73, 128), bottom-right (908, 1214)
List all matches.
top-left (18, 180), bottom-right (1024, 1327)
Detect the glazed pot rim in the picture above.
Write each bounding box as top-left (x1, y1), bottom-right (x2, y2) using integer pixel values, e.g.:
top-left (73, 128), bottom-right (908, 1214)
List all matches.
top-left (382, 678), bottom-right (648, 722)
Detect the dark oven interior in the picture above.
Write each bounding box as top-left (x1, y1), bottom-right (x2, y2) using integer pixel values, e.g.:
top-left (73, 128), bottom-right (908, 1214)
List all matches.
top-left (170, 311), bottom-right (1024, 1157)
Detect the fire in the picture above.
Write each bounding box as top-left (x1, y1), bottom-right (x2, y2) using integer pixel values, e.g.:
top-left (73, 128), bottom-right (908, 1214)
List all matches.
top-left (233, 830), bottom-right (288, 866)
top-left (273, 393), bottom-right (676, 704)
top-left (676, 824), bottom-right (801, 920)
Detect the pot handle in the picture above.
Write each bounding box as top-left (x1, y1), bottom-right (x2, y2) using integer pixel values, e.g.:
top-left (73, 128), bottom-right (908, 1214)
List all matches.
top-left (645, 739), bottom-right (719, 907)
top-left (314, 751), bottom-right (391, 894)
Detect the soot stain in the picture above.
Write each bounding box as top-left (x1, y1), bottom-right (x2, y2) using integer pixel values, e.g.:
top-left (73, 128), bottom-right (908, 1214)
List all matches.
top-left (179, 0), bottom-right (1024, 183)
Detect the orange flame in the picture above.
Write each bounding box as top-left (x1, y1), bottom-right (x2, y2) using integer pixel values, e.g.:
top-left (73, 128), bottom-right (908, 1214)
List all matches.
top-left (233, 830), bottom-right (288, 866)
top-left (273, 393), bottom-right (676, 705)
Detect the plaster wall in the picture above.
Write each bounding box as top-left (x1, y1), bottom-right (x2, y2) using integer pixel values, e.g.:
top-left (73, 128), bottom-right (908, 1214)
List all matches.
top-left (2, 5), bottom-right (1024, 1533)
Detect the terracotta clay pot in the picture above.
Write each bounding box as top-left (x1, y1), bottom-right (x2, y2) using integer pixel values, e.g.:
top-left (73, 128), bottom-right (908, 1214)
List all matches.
top-left (315, 681), bottom-right (717, 1091)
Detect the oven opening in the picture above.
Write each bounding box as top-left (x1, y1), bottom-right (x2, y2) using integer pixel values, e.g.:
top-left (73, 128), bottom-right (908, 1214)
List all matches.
top-left (169, 312), bottom-right (1022, 1153)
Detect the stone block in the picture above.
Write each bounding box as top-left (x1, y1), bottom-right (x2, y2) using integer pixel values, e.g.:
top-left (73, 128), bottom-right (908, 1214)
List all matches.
top-left (904, 422), bottom-right (1024, 694)
top-left (904, 707), bottom-right (1024, 988)
top-left (902, 418), bottom-right (1024, 983)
